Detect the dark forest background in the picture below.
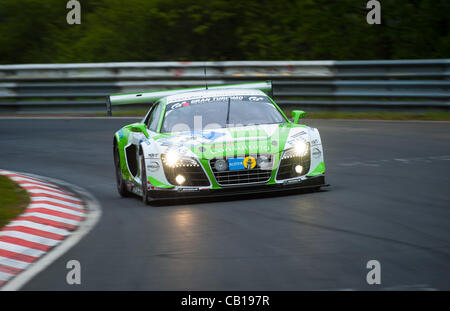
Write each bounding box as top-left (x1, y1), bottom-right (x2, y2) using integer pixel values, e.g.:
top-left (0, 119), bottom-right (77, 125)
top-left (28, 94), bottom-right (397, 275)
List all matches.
top-left (0, 0), bottom-right (448, 64)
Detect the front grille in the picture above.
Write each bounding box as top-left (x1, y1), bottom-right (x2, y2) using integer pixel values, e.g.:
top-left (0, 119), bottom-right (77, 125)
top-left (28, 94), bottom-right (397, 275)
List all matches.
top-left (210, 156), bottom-right (273, 186)
top-left (276, 152), bottom-right (311, 180)
top-left (162, 162), bottom-right (210, 187)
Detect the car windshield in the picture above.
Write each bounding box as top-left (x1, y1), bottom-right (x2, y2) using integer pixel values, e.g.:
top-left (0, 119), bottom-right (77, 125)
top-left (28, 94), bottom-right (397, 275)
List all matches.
top-left (161, 95), bottom-right (286, 133)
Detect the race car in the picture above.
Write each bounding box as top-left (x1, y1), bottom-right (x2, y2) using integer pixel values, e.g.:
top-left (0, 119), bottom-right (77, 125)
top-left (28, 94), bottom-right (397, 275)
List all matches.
top-left (109, 81), bottom-right (327, 204)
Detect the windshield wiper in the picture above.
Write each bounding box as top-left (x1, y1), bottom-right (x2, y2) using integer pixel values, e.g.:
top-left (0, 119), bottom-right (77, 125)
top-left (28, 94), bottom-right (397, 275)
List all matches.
top-left (226, 97), bottom-right (231, 126)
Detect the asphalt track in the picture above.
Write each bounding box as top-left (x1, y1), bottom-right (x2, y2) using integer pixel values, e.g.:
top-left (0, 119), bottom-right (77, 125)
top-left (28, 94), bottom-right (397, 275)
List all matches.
top-left (0, 118), bottom-right (449, 290)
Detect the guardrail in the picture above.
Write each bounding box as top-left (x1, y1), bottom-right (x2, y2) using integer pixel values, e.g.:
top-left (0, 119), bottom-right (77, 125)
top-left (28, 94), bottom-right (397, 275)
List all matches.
top-left (0, 60), bottom-right (448, 114)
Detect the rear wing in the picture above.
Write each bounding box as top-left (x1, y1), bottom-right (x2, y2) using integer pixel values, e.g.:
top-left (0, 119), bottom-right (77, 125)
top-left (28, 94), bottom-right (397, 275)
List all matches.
top-left (106, 81), bottom-right (272, 116)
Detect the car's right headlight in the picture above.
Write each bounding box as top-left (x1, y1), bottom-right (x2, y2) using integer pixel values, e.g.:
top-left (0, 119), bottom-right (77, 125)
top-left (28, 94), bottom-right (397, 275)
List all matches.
top-left (161, 151), bottom-right (199, 168)
top-left (281, 141), bottom-right (309, 159)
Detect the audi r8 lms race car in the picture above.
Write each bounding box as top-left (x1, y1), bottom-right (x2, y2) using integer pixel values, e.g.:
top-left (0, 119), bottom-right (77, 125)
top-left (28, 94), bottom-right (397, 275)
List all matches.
top-left (109, 81), bottom-right (327, 204)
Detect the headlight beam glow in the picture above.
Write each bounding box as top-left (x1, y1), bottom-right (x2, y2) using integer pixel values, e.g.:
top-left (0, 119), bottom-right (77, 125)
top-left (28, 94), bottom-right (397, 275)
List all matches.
top-left (294, 141), bottom-right (308, 156)
top-left (164, 150), bottom-right (180, 167)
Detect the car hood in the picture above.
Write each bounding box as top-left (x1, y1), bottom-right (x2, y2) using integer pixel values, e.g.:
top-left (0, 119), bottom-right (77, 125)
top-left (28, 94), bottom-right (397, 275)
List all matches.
top-left (154, 123), bottom-right (309, 160)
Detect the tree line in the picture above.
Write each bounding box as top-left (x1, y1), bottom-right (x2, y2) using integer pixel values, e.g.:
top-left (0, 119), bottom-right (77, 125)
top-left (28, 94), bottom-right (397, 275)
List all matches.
top-left (0, 0), bottom-right (448, 64)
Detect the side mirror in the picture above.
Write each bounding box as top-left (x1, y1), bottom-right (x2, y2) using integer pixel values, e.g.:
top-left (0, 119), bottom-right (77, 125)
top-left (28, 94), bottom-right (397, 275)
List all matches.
top-left (130, 126), bottom-right (144, 132)
top-left (129, 123), bottom-right (149, 137)
top-left (291, 110), bottom-right (306, 124)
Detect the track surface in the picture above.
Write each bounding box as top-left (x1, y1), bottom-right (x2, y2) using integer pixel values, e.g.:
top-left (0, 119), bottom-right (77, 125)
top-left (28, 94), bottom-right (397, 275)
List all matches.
top-left (0, 118), bottom-right (449, 290)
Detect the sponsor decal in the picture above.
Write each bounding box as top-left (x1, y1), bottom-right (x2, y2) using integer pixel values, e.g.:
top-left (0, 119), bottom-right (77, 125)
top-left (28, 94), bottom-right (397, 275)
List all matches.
top-left (287, 131), bottom-right (308, 145)
top-left (167, 95), bottom-right (269, 111)
top-left (177, 187), bottom-right (200, 192)
top-left (312, 148), bottom-right (321, 158)
top-left (243, 156), bottom-right (257, 169)
top-left (210, 142), bottom-right (271, 154)
top-left (228, 158), bottom-right (246, 171)
top-left (227, 156), bottom-right (257, 171)
top-left (147, 161), bottom-right (160, 171)
top-left (283, 177), bottom-right (303, 184)
top-left (248, 96), bottom-right (265, 101)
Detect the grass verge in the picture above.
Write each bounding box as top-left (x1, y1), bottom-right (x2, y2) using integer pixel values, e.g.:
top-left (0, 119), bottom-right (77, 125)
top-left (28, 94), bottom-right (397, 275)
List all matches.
top-left (0, 175), bottom-right (29, 229)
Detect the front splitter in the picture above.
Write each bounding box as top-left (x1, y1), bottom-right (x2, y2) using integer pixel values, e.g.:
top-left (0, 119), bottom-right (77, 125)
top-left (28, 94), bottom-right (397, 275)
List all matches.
top-left (148, 175), bottom-right (328, 201)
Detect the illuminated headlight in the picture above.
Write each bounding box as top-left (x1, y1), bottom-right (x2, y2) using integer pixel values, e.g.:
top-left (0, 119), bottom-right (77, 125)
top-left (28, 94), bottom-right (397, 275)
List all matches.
top-left (282, 141), bottom-right (309, 159)
top-left (294, 141), bottom-right (308, 156)
top-left (175, 174), bottom-right (186, 185)
top-left (295, 165), bottom-right (303, 174)
top-left (164, 150), bottom-right (179, 167)
top-left (162, 152), bottom-right (199, 168)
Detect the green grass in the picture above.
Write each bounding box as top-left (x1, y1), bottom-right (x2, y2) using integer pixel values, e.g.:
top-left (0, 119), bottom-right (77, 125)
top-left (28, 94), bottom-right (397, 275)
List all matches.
top-left (0, 175), bottom-right (30, 229)
top-left (95, 109), bottom-right (450, 121)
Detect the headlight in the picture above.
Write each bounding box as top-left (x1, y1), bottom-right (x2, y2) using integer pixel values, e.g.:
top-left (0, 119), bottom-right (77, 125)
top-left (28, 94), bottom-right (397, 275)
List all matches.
top-left (294, 141), bottom-right (308, 156)
top-left (175, 174), bottom-right (186, 185)
top-left (282, 141), bottom-right (309, 159)
top-left (164, 150), bottom-right (179, 167)
top-left (161, 152), bottom-right (199, 168)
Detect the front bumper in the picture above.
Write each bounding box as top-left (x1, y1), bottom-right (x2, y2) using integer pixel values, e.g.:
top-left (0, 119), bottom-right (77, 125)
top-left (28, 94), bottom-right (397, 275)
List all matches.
top-left (148, 175), bottom-right (328, 200)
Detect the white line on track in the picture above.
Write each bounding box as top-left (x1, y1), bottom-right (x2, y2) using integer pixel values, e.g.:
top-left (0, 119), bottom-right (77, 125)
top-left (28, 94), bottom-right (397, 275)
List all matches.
top-left (9, 177), bottom-right (60, 189)
top-left (20, 212), bottom-right (80, 226)
top-left (0, 257), bottom-right (31, 270)
top-left (5, 221), bottom-right (70, 236)
top-left (0, 242), bottom-right (45, 258)
top-left (30, 197), bottom-right (84, 209)
top-left (0, 271), bottom-right (13, 281)
top-left (27, 203), bottom-right (85, 217)
top-left (18, 183), bottom-right (64, 192)
top-left (26, 189), bottom-right (80, 201)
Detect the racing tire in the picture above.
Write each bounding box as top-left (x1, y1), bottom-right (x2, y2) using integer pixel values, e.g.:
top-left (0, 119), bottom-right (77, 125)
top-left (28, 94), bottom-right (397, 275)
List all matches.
top-left (114, 142), bottom-right (130, 197)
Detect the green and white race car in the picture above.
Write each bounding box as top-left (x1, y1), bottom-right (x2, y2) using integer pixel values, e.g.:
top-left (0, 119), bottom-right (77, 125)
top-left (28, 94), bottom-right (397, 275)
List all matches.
top-left (110, 81), bottom-right (327, 204)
